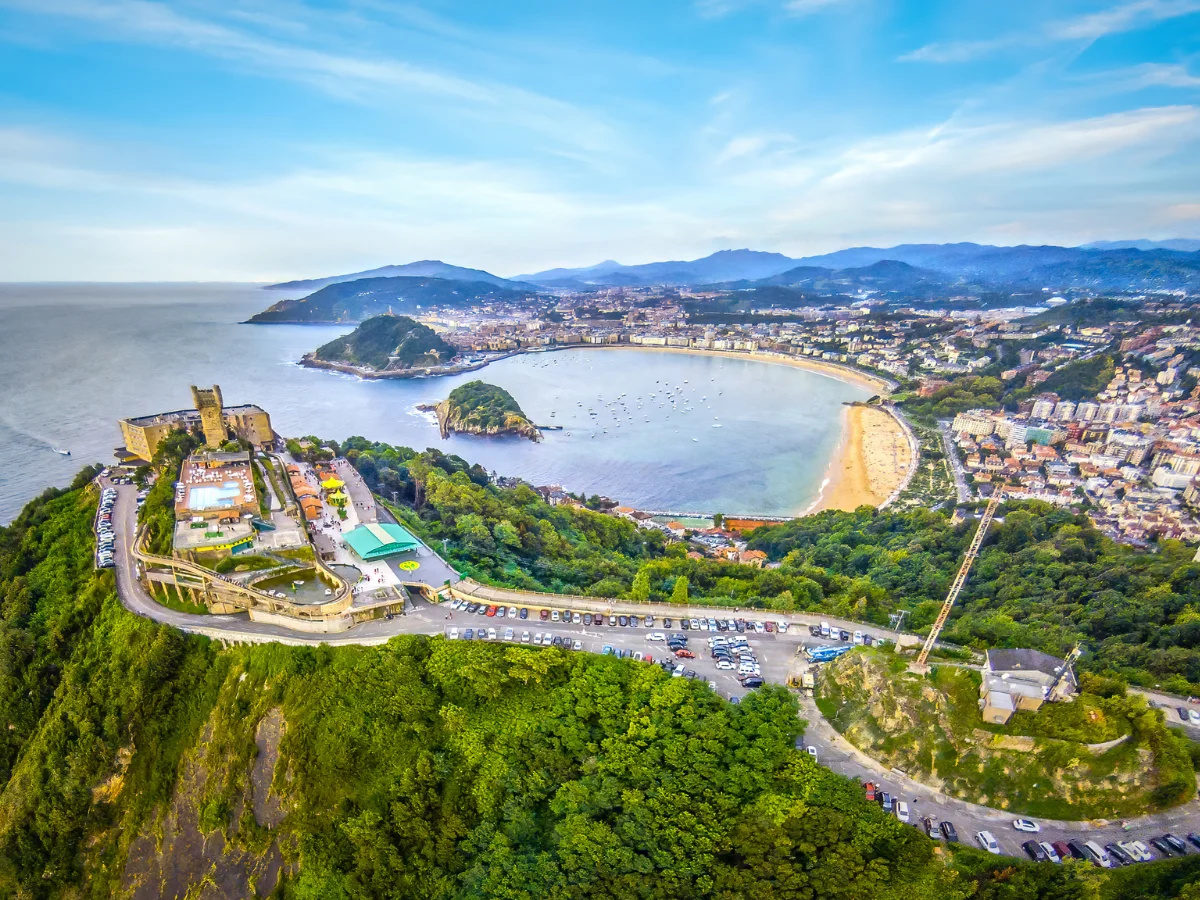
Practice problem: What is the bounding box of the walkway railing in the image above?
[132,526,353,619]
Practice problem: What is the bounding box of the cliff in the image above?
[432,380,542,442]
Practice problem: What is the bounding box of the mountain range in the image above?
[515,243,1200,291]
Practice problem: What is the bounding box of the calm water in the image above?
[0,283,866,523]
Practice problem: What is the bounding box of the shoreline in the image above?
[299,340,909,519]
[806,404,916,514]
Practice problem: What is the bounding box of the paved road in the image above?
[101,478,1200,862]
[797,692,1200,861]
[939,419,971,504]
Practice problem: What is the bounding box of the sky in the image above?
[0,0,1198,281]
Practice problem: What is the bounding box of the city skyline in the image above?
[0,0,1199,280]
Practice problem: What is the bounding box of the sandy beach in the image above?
[809,404,915,513]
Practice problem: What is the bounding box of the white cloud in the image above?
[1090,62,1200,90]
[902,0,1200,63]
[0,0,622,159]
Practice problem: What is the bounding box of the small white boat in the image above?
[54,448,70,456]
[692,437,699,442]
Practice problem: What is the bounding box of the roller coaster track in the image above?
[915,490,1003,667]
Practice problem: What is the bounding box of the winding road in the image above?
[103,477,1200,862]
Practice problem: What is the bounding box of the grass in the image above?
[209,554,281,575]
[275,546,314,562]
[153,584,210,616]
[816,650,1195,820]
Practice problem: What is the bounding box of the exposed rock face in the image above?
[432,381,542,442]
[120,711,289,900]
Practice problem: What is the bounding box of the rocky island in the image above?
[426,381,542,442]
[301,314,459,377]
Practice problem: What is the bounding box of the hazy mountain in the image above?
[515,249,799,286]
[1080,239,1200,253]
[265,260,533,292]
[246,276,539,324]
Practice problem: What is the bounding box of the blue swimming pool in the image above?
[188,482,241,509]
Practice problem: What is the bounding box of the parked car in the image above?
[1013,819,1040,834]
[486,605,497,617]
[648,632,666,642]
[539,609,549,620]
[1083,840,1114,868]
[508,606,518,618]
[1064,841,1089,861]
[618,615,628,626]
[486,628,497,640]
[449,628,459,639]
[922,817,941,839]
[1051,840,1073,861]
[805,746,817,761]
[1187,833,1200,851]
[941,821,959,843]
[572,640,583,651]
[1023,841,1049,863]
[519,608,528,619]
[521,631,531,643]
[1150,838,1174,857]
[1163,833,1189,855]
[602,645,614,655]
[863,782,876,802]
[879,792,892,812]
[895,801,910,823]
[675,648,695,658]
[584,613,593,625]
[1105,843,1133,866]
[1118,840,1152,862]
[496,607,506,618]
[1190,710,1200,726]
[976,832,1001,855]
[1038,841,1061,863]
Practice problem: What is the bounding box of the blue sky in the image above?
[0,0,1198,280]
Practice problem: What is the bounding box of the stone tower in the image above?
[190,385,229,448]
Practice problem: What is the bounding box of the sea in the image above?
[0,283,867,524]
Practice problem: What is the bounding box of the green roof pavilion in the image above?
[343,523,421,561]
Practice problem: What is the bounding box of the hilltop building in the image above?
[979,649,1077,725]
[118,384,274,462]
[172,450,259,554]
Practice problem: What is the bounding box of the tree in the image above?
[630,569,651,602]
[670,576,689,605]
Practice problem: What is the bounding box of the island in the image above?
[426,381,542,442]
[301,314,458,376]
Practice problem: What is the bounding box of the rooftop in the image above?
[343,523,422,561]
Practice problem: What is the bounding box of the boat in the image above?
[54,448,70,456]
[692,438,699,442]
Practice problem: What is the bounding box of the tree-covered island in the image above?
[305,314,457,373]
[428,380,542,442]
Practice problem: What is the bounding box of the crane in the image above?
[915,490,1003,668]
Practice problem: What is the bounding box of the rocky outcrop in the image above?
[433,398,542,442]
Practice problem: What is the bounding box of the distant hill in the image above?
[515,249,799,287]
[1080,239,1200,253]
[312,315,456,371]
[786,242,1200,289]
[246,276,539,324]
[265,260,535,292]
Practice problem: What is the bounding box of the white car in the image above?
[449,628,459,639]
[716,660,735,670]
[648,632,666,642]
[805,746,818,761]
[533,632,543,644]
[508,606,518,618]
[895,801,909,823]
[778,621,789,633]
[503,627,514,641]
[486,628,497,640]
[1119,840,1153,862]
[1038,841,1060,863]
[853,631,863,645]
[572,639,583,651]
[976,831,1001,854]
[1189,708,1200,727]
[1012,819,1040,834]
[521,631,531,643]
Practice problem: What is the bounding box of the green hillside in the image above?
[246,275,537,323]
[437,381,540,440]
[313,314,456,370]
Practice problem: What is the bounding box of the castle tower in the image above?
[190,385,229,448]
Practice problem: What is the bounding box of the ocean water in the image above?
[0,283,866,524]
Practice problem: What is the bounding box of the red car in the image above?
[486,605,498,617]
[675,648,695,659]
[863,782,877,802]
[539,609,550,620]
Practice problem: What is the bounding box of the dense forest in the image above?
[320,438,1200,693]
[16,476,1200,897]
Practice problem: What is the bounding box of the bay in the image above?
[0,283,866,523]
